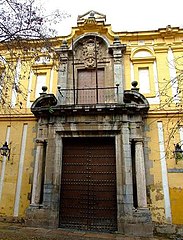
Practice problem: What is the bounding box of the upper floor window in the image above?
[29,56,54,103]
[35,74,46,98]
[30,73,47,101]
[138,67,150,94]
[131,48,156,98]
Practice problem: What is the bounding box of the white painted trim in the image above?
[26,70,33,108]
[13,124,28,217]
[0,126,11,201]
[11,89,18,108]
[179,127,183,149]
[130,62,134,83]
[168,48,179,103]
[157,121,172,223]
[31,144,41,205]
[11,59,21,108]
[49,67,54,93]
[146,61,160,104]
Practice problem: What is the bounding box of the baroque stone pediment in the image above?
[77,10,106,25]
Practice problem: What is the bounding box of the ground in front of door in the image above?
[0,222,175,240]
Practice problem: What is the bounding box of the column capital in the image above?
[36,138,47,144]
[130,138,143,143]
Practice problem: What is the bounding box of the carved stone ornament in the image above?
[74,37,106,67]
[82,39,97,68]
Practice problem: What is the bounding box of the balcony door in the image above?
[77,69,104,104]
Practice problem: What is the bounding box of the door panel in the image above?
[59,137,117,232]
[77,69,104,104]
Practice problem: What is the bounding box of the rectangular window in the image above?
[138,67,150,94]
[35,74,46,98]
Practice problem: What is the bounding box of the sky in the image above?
[41,0,183,36]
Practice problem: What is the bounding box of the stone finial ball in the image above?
[42,86,48,92]
[131,81,138,88]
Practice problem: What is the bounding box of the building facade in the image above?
[0,10,183,236]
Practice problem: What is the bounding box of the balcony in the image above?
[57,86,119,106]
[31,83,149,118]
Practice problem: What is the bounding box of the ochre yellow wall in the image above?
[0,118,36,217]
[146,117,166,223]
[146,115,183,224]
[169,174,183,224]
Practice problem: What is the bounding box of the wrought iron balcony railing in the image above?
[58,86,119,105]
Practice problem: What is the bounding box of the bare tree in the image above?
[0,0,70,111]
[0,0,69,42]
[150,54,183,161]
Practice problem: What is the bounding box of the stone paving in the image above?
[0,222,175,240]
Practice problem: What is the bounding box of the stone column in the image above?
[135,141,147,208]
[115,134,123,222]
[31,139,45,205]
[121,120,133,214]
[42,134,62,209]
[110,37,126,103]
[55,40,69,104]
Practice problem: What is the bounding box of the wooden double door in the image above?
[59,137,117,232]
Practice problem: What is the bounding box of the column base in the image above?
[118,208,153,236]
[25,205,59,228]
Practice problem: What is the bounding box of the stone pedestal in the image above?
[26,205,59,228]
[31,139,45,205]
[135,141,147,208]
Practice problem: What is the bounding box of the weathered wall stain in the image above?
[170,188,183,224]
